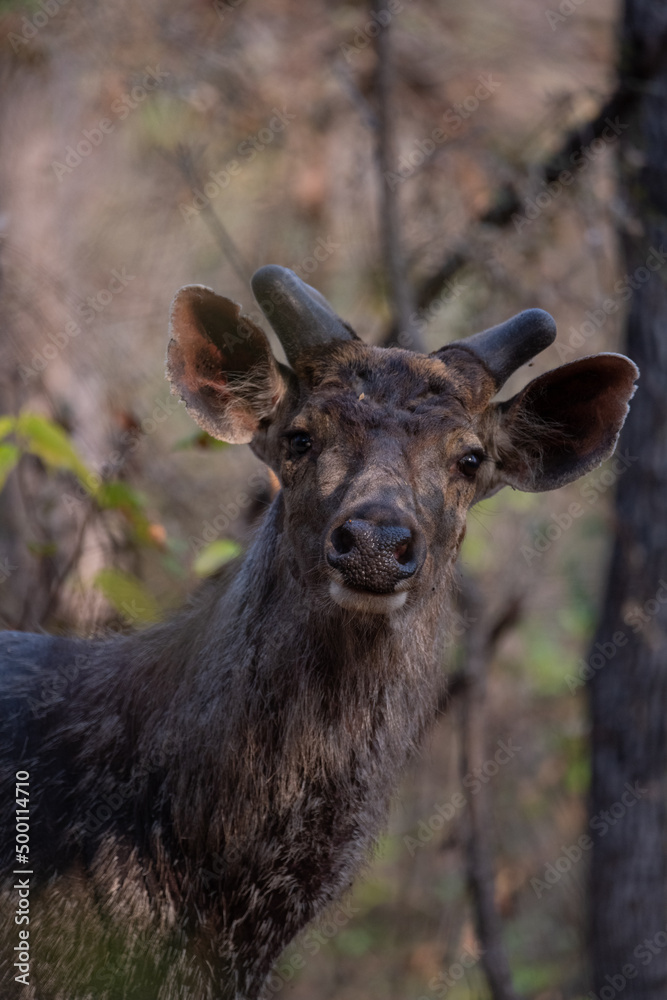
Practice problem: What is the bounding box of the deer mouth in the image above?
[328,579,409,614]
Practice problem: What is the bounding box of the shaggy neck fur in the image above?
[0,495,456,999]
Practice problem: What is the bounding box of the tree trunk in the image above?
[589,3,667,996]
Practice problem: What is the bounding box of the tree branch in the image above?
[408,80,644,324]
[371,0,423,351]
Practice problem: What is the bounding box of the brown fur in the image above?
[0,279,638,1000]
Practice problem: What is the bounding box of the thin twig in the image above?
[36,501,96,628]
[457,577,520,1000]
[174,145,252,286]
[14,457,48,631]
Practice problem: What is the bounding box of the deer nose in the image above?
[326,513,424,594]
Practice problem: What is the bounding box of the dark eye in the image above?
[289,432,312,458]
[457,452,483,478]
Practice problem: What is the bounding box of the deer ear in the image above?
[166,285,287,444]
[485,353,639,493]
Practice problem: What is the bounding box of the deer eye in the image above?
[288,432,312,458]
[457,451,484,478]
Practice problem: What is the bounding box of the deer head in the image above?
[167,266,638,615]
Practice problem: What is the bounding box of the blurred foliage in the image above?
[0,411,242,628]
[193,537,241,577]
[93,566,161,624]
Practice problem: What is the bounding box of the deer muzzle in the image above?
[325,508,425,596]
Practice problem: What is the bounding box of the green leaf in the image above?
[27,541,58,558]
[93,568,160,624]
[16,413,96,493]
[138,92,197,151]
[334,927,374,958]
[0,443,19,492]
[193,539,242,577]
[512,961,564,993]
[96,481,146,511]
[161,551,187,579]
[173,430,228,451]
[96,480,161,546]
[565,755,591,796]
[520,625,569,696]
[0,0,32,12]
[0,416,15,441]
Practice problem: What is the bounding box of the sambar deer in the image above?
[0,266,638,998]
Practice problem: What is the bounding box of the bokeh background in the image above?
[0,0,654,997]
